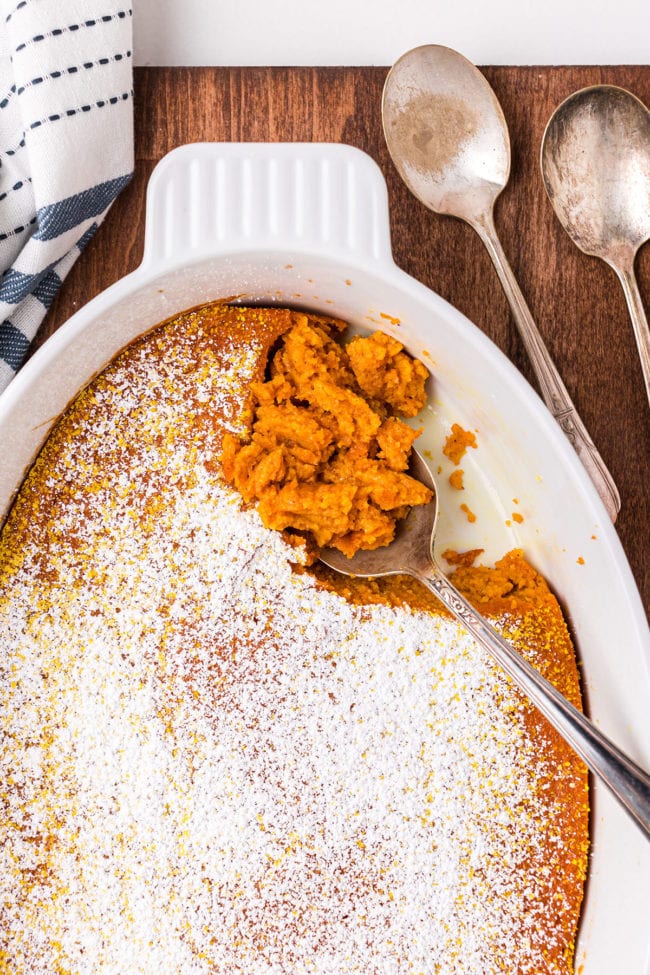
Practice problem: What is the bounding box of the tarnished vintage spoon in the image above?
[320,450,650,841]
[382,44,620,523]
[541,84,650,407]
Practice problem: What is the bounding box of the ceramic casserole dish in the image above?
[0,142,648,974]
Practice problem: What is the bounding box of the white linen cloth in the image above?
[0,0,134,392]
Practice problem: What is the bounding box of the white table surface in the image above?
[133,0,650,67]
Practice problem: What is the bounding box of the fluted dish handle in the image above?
[142,142,394,269]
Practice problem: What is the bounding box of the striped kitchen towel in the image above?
[0,0,134,392]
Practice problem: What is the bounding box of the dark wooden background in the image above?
[36,67,650,615]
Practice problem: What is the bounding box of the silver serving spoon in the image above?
[382,45,620,523]
[541,85,650,407]
[320,450,650,841]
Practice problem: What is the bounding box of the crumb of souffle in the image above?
[443,423,477,465]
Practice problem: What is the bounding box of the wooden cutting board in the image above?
[37,66,650,614]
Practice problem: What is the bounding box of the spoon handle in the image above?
[419,561,650,841]
[615,261,650,408]
[472,210,621,523]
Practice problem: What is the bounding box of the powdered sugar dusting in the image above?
[0,308,581,974]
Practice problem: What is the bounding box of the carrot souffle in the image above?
[0,303,588,975]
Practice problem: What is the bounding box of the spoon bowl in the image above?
[381,45,620,521]
[541,85,650,404]
[322,450,439,580]
[381,44,510,220]
[321,448,650,840]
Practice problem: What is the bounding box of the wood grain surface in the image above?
[36,66,650,614]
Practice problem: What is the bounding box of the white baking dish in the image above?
[0,142,648,974]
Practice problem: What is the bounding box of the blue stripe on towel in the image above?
[76,221,99,252]
[0,320,30,370]
[34,174,132,241]
[0,267,52,304]
[0,259,61,303]
[32,269,63,308]
[0,221,102,305]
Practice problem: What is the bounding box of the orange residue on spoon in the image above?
[221,314,431,557]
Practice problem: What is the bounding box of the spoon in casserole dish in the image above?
[321,448,650,841]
